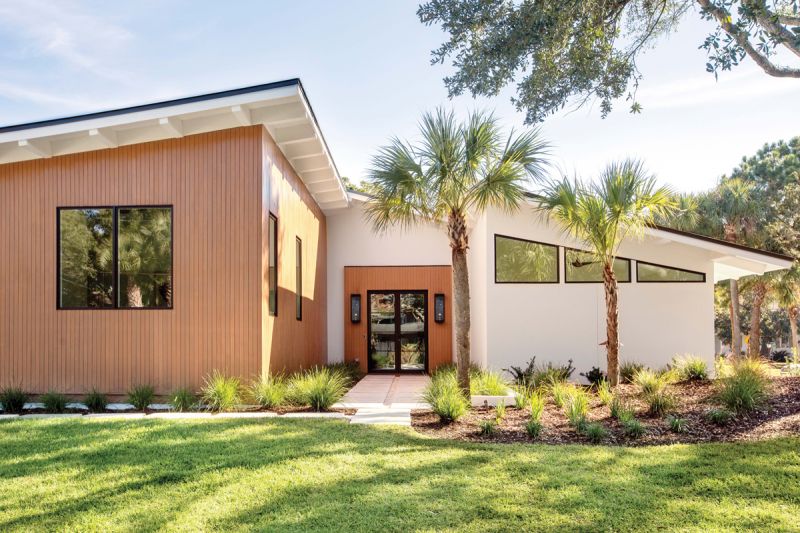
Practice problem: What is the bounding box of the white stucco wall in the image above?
[325,203,451,362]
[326,199,718,377]
[484,206,716,378]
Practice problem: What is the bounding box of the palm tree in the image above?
[742,267,800,359]
[708,178,760,358]
[773,267,800,357]
[538,160,676,386]
[363,108,549,394]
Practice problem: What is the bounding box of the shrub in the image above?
[620,361,645,384]
[550,382,572,408]
[471,370,509,396]
[622,417,646,438]
[201,371,242,412]
[633,369,664,395]
[325,361,362,387]
[504,356,574,389]
[495,401,506,422]
[525,419,543,438]
[422,372,469,423]
[0,387,29,414]
[84,388,107,412]
[478,419,497,436]
[583,422,609,443]
[597,379,613,406]
[529,393,545,422]
[563,388,589,429]
[671,355,709,381]
[667,415,687,433]
[250,374,287,409]
[643,389,677,416]
[580,367,606,387]
[171,387,196,412]
[770,349,793,363]
[127,384,155,411]
[715,358,770,413]
[40,391,68,413]
[288,367,348,411]
[706,408,733,426]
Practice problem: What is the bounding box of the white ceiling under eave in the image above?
[0,83,349,213]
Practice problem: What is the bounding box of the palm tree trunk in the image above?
[730,278,742,358]
[448,211,471,397]
[602,262,620,386]
[748,283,766,359]
[789,306,799,358]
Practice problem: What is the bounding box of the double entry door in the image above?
[368,290,427,373]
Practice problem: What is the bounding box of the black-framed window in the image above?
[636,261,706,283]
[295,236,302,321]
[268,213,278,316]
[565,248,631,283]
[58,206,173,309]
[494,234,559,283]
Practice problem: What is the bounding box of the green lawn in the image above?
[0,419,798,532]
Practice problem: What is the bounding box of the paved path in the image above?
[335,374,430,426]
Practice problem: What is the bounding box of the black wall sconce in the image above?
[434,293,445,323]
[350,293,361,323]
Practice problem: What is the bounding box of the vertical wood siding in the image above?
[0,128,263,394]
[343,266,453,374]
[261,129,327,374]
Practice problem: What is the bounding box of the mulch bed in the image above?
[411,376,800,446]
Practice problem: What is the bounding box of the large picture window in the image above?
[565,248,630,283]
[494,234,558,283]
[636,261,705,283]
[58,206,173,309]
[268,214,278,316]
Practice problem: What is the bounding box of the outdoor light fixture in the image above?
[434,293,445,323]
[350,293,361,323]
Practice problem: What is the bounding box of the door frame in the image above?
[366,289,429,374]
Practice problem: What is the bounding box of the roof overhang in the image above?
[0,79,349,212]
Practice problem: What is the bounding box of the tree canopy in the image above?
[418,0,800,123]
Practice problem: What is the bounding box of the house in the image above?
[0,79,791,394]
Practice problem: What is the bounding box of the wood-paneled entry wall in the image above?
[343,266,452,374]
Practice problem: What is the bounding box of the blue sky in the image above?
[0,0,798,193]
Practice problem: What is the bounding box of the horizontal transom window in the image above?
[58,206,173,309]
[565,249,630,283]
[495,234,558,283]
[636,261,705,283]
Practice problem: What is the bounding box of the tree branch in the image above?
[745,0,800,59]
[696,0,800,77]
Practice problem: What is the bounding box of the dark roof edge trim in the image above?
[522,191,793,262]
[0,78,301,134]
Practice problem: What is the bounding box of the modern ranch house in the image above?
[0,79,791,394]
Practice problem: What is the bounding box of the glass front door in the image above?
[368,291,427,372]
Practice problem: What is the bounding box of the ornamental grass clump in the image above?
[470,369,509,396]
[550,381,572,408]
[201,371,242,412]
[622,417,646,438]
[250,374,288,409]
[671,354,709,381]
[620,361,645,384]
[526,394,545,439]
[288,367,348,411]
[597,379,613,406]
[563,388,589,429]
[41,391,68,413]
[715,358,769,413]
[422,372,469,423]
[171,387,196,412]
[84,388,108,412]
[478,419,497,436]
[494,401,506,423]
[583,422,609,443]
[667,415,688,433]
[127,384,155,411]
[0,387,28,414]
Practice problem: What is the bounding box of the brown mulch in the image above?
[411,376,800,446]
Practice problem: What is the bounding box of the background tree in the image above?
[773,267,800,355]
[538,160,676,385]
[418,0,800,123]
[363,108,549,394]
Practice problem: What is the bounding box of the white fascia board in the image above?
[0,85,299,144]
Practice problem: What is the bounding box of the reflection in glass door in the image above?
[368,291,427,372]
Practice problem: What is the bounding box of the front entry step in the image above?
[350,408,411,426]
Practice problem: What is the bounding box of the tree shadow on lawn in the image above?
[0,419,797,532]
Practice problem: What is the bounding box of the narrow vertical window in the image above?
[117,207,173,308]
[268,214,278,316]
[295,237,302,320]
[58,208,114,308]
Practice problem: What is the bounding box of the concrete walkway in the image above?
[335,374,430,426]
